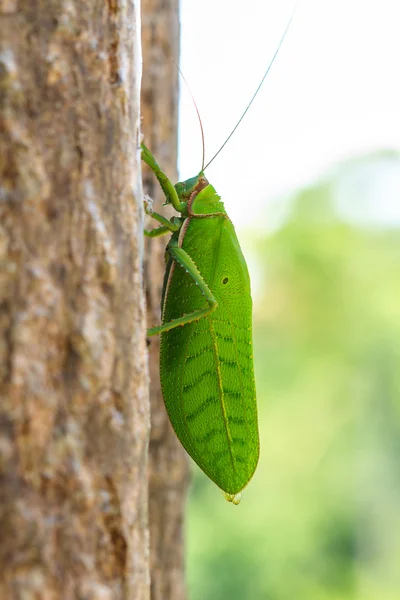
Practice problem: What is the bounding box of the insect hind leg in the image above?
[147,242,217,336]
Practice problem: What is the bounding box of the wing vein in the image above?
[208,317,236,471]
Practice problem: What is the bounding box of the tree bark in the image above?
[0,1,149,599]
[141,1,189,599]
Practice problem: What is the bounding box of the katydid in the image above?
[143,8,296,504]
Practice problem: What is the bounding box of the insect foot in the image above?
[143,193,154,214]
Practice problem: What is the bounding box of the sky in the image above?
[178,0,400,230]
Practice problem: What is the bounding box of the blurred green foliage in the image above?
[187,161,400,600]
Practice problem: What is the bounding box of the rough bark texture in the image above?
[141,1,189,599]
[0,1,149,599]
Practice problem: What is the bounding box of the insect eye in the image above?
[222,277,229,285]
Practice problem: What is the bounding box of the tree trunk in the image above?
[0,1,149,599]
[141,1,189,599]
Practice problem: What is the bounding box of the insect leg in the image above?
[146,211,180,230]
[144,193,181,237]
[141,143,186,213]
[147,242,218,336]
[144,212,180,238]
[144,226,172,238]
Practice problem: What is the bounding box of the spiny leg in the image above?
[147,241,218,336]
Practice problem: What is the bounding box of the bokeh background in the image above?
[178,0,400,598]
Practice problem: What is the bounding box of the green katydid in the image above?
[143,9,296,504]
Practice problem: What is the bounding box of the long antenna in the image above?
[203,2,298,171]
[173,59,206,171]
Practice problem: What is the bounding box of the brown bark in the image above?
[141,1,189,599]
[0,1,149,599]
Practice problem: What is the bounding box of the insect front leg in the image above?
[143,194,181,237]
[147,241,218,337]
[141,143,186,213]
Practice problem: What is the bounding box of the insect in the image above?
[143,9,296,504]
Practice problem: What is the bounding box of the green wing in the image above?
[160,215,259,495]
